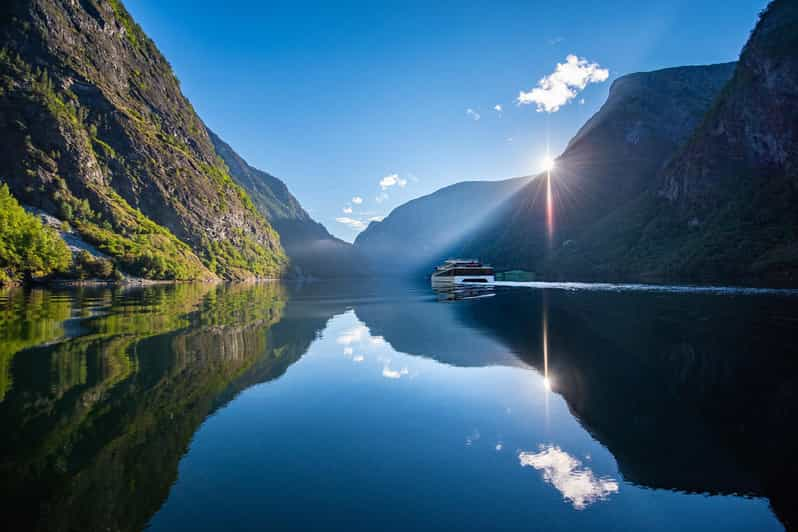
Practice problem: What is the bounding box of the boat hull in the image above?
[431,275,495,288]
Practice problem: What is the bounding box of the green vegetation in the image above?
[108,0,147,50]
[73,191,213,280]
[204,230,284,279]
[0,184,71,283]
[67,250,117,280]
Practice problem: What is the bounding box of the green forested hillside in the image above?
[0,0,285,280]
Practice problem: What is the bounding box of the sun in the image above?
[541,156,556,172]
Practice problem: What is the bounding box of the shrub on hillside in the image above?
[0,183,71,282]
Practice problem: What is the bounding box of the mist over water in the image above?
[0,281,795,531]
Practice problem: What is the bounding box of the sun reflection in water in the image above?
[541,291,551,430]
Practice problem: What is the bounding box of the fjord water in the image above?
[1,282,796,531]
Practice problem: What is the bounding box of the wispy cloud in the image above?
[548,36,564,46]
[336,217,366,230]
[379,174,407,190]
[517,55,608,113]
[368,216,385,222]
[375,192,389,203]
[342,206,353,214]
[351,196,363,205]
[494,104,503,112]
[466,108,481,121]
[519,445,619,509]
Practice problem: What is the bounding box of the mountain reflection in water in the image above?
[0,281,795,531]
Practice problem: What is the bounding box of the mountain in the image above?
[0,0,285,280]
[355,62,735,277]
[354,177,530,274]
[452,62,737,274]
[550,0,798,283]
[208,131,367,278]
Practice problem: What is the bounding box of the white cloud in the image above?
[337,325,368,345]
[382,366,409,379]
[343,347,353,355]
[353,355,365,363]
[335,217,366,231]
[368,216,385,222]
[342,206,353,214]
[379,174,407,190]
[466,108,481,121]
[494,104,503,112]
[579,98,585,105]
[519,445,619,509]
[375,192,389,203]
[517,55,608,113]
[351,196,363,204]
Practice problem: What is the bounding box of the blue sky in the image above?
[125,0,766,241]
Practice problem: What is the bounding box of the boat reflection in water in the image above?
[432,283,496,301]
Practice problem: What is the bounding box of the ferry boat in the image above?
[430,259,495,287]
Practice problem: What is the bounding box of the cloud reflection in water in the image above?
[519,444,619,509]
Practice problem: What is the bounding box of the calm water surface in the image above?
[1,281,796,531]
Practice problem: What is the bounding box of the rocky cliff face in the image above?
[0,0,285,280]
[661,0,798,204]
[209,131,368,278]
[551,0,797,283]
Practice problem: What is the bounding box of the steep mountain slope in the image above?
[551,0,798,283]
[354,177,530,274]
[209,131,367,278]
[454,62,736,272]
[0,0,285,280]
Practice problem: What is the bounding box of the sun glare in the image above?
[541,156,556,172]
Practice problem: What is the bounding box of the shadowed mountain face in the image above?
[354,177,530,275]
[0,283,326,532]
[208,131,368,279]
[549,0,798,283]
[454,63,736,274]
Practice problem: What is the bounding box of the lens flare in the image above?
[546,169,554,246]
[541,156,556,172]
